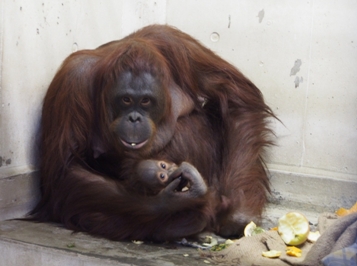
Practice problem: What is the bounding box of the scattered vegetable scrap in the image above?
[336,202,357,216]
[210,243,229,251]
[286,246,302,257]
[210,239,235,251]
[66,243,76,248]
[262,250,282,258]
[210,211,323,262]
[202,236,218,247]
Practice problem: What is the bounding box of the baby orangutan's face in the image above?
[135,160,178,192]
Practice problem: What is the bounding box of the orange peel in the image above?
[336,202,357,216]
[286,246,302,257]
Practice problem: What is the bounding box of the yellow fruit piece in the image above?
[132,240,143,244]
[244,221,265,237]
[286,246,302,257]
[307,231,321,242]
[244,221,256,236]
[278,212,310,246]
[225,239,235,245]
[262,250,282,258]
[336,202,357,216]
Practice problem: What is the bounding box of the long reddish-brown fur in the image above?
[31,24,275,240]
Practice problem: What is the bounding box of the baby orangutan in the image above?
[134,160,177,194]
[128,160,208,197]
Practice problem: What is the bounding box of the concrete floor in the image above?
[0,202,320,266]
[1,170,356,265]
[0,219,217,266]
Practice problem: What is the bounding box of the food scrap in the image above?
[336,202,357,216]
[286,246,302,257]
[202,236,218,247]
[307,231,321,242]
[262,250,282,258]
[210,239,235,251]
[224,239,235,245]
[278,212,310,246]
[244,221,265,237]
[132,240,144,245]
[211,244,229,251]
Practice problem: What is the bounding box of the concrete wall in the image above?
[1,0,356,219]
[166,0,357,182]
[0,0,166,178]
[0,0,167,219]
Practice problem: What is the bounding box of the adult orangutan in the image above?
[31,24,275,241]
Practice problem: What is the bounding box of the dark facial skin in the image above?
[135,160,178,194]
[108,72,167,149]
